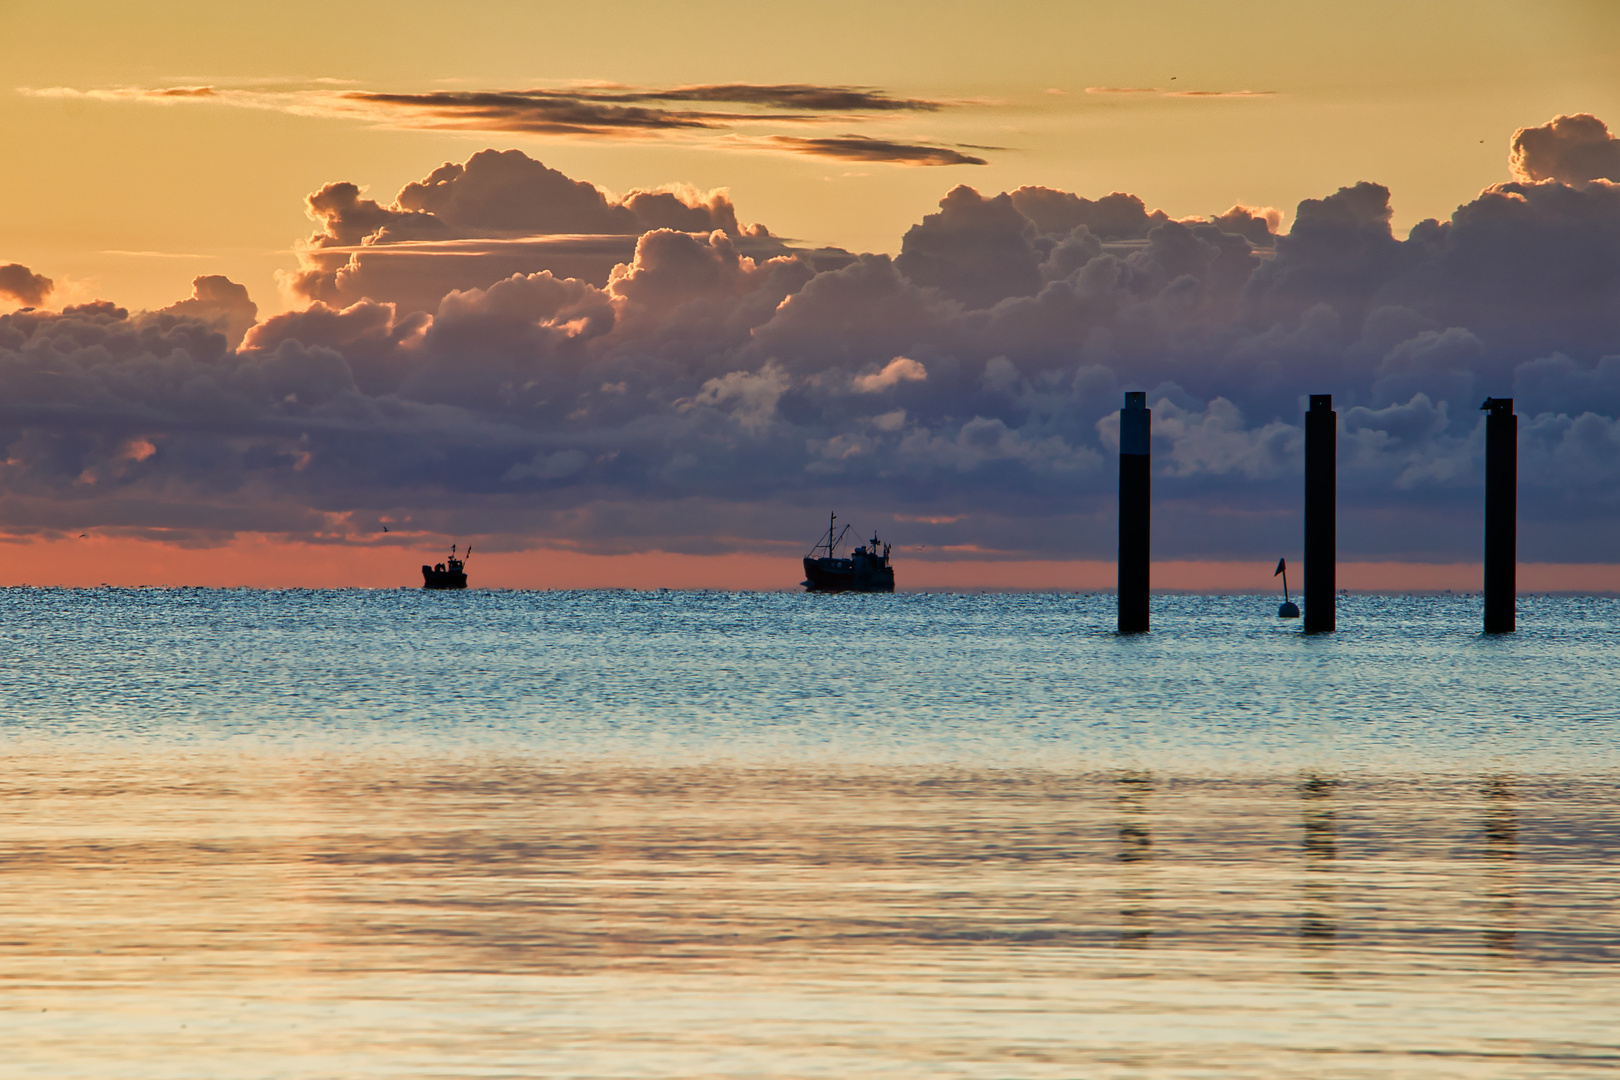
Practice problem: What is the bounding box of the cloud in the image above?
[1165,90,1274,98]
[339,84,943,133]
[100,250,216,259]
[1510,113,1620,184]
[688,361,791,434]
[0,263,53,307]
[896,186,1043,306]
[854,356,928,392]
[765,135,988,166]
[1085,87,1276,98]
[1210,204,1282,247]
[1147,397,1301,479]
[156,275,259,347]
[21,82,962,159]
[282,148,794,312]
[343,85,943,133]
[339,90,732,136]
[5,114,1620,564]
[1007,187,1170,241]
[615,84,942,112]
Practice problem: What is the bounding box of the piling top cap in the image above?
[1124,391,1146,409]
[1308,394,1332,411]
[1481,397,1513,415]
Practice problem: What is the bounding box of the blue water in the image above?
[3,590,1618,1079]
[3,589,1616,772]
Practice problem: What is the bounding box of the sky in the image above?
[1,0,1618,588]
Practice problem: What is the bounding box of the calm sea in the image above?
[2,589,1617,1078]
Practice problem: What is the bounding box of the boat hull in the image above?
[802,556,894,593]
[422,566,467,590]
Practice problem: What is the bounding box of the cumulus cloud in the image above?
[1211,204,1282,247]
[282,148,800,313]
[0,263,53,307]
[897,187,1043,306]
[854,356,928,392]
[1147,397,1301,480]
[1510,113,1620,184]
[5,113,1620,564]
[688,362,791,434]
[156,275,259,347]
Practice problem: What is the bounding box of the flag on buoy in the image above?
[1275,558,1299,618]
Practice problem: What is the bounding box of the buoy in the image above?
[1275,557,1300,618]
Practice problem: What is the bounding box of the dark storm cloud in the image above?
[5,119,1620,563]
[0,263,54,307]
[765,136,989,166]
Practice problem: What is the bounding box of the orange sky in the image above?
[2,1,1617,314]
[8,535,1619,593]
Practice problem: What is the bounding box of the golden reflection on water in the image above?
[3,754,1618,1078]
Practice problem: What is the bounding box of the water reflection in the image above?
[1482,774,1519,956]
[4,755,1618,1079]
[1299,774,1338,947]
[1114,770,1154,947]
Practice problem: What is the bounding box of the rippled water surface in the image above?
[2,589,1617,1078]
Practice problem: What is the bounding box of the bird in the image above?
[382,525,390,533]
[78,533,88,539]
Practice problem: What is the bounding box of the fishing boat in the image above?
[422,545,469,590]
[802,512,895,593]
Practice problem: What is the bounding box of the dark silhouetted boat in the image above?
[422,545,469,590]
[802,512,894,593]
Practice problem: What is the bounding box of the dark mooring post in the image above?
[1118,391,1151,633]
[1482,397,1517,633]
[1304,394,1336,633]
